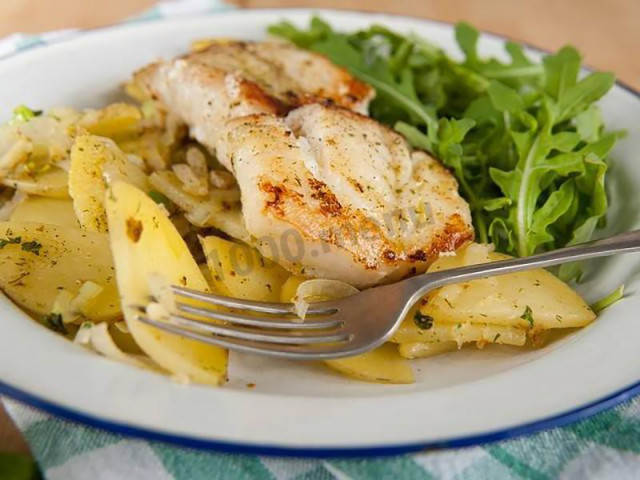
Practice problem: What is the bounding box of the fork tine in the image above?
[176,303,344,330]
[139,314,350,345]
[171,285,337,316]
[136,315,354,359]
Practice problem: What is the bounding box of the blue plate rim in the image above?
[0,8,638,458]
[2,378,639,458]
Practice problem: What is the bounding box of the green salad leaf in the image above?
[591,285,625,314]
[268,17,622,279]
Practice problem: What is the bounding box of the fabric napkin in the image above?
[2,1,640,478]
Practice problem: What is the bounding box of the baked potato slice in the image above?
[105,181,227,385]
[325,344,415,384]
[200,235,289,302]
[69,134,148,233]
[0,221,120,321]
[392,243,595,354]
[419,243,596,332]
[10,196,78,228]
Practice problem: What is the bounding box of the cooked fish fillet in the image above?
[216,104,474,287]
[132,41,374,155]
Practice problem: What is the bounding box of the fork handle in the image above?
[408,229,640,299]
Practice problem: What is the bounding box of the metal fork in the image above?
[136,230,640,360]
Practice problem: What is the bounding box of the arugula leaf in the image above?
[543,46,581,100]
[528,180,576,250]
[456,22,480,66]
[311,34,439,132]
[270,17,620,277]
[487,81,524,112]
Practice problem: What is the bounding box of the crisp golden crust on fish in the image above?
[132,40,374,154]
[217,105,474,287]
[229,41,373,112]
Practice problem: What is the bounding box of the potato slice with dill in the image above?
[0,221,120,322]
[69,134,148,232]
[392,243,595,351]
[200,235,289,302]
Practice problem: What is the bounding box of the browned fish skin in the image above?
[132,40,374,157]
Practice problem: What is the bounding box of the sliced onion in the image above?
[185,147,208,178]
[55,159,71,172]
[52,289,76,324]
[147,273,177,315]
[0,189,26,221]
[173,163,209,196]
[75,322,164,372]
[71,281,104,315]
[0,139,33,178]
[209,170,236,190]
[398,341,458,359]
[292,279,359,320]
[74,322,94,345]
[114,321,130,334]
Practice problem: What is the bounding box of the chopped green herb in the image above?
[591,285,625,314]
[43,313,67,334]
[148,190,177,213]
[11,105,42,123]
[0,236,21,248]
[520,305,535,327]
[493,333,501,342]
[20,240,42,255]
[413,311,434,330]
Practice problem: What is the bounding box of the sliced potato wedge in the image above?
[325,344,414,384]
[105,181,227,385]
[392,318,527,346]
[200,235,289,302]
[69,134,148,232]
[418,243,595,332]
[0,221,120,321]
[80,103,142,139]
[10,197,78,228]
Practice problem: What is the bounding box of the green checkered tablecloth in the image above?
[3,398,640,479]
[1,1,640,478]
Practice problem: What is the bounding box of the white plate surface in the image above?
[0,9,639,456]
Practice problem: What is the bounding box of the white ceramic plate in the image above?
[0,9,639,457]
